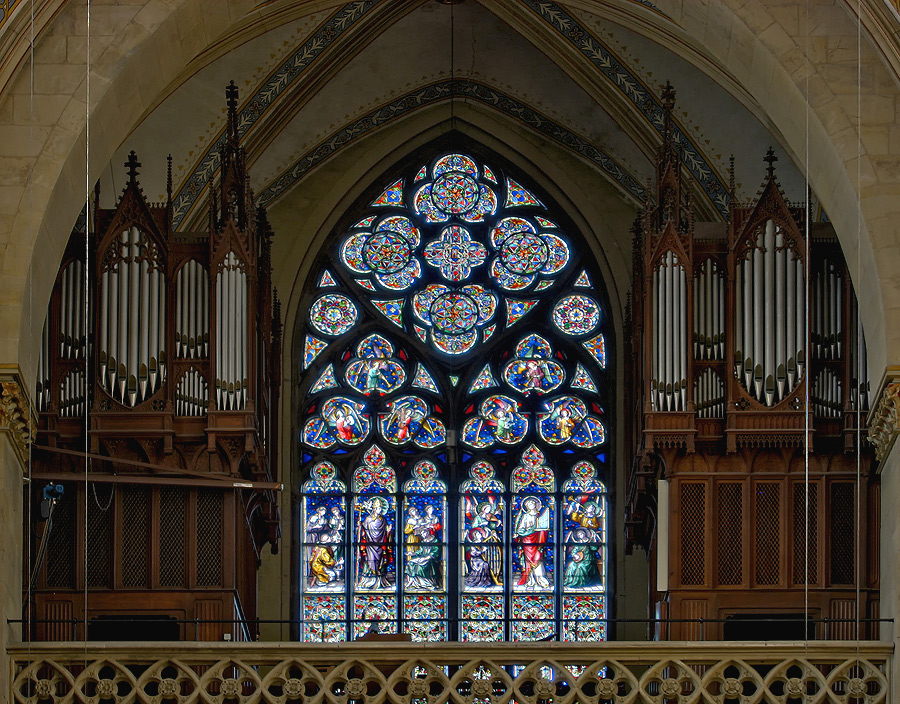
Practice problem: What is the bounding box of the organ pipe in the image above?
[99,226,166,407]
[694,368,725,419]
[215,251,248,411]
[651,252,687,412]
[694,260,725,362]
[175,261,210,360]
[734,220,805,406]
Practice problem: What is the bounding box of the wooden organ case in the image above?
[26,83,282,642]
[626,85,878,641]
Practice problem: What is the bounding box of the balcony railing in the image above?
[8,641,892,703]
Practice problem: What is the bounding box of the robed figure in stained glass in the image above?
[405,504,442,590]
[358,496,393,589]
[514,496,551,589]
[464,500,503,589]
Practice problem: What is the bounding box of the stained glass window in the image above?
[298,149,609,642]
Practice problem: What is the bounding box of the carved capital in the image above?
[0,369,35,470]
[867,367,900,464]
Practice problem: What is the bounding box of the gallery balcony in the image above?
[8,640,892,703]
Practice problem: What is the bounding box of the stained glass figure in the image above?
[552,294,601,336]
[310,294,358,336]
[310,363,339,394]
[502,334,565,395]
[318,270,337,287]
[511,445,555,593]
[352,446,397,599]
[343,334,406,396]
[571,363,598,393]
[460,460,506,634]
[505,177,543,207]
[561,461,607,642]
[461,395,528,448]
[303,396,370,448]
[582,334,607,367]
[379,395,445,448]
[411,364,439,393]
[303,336,328,369]
[372,178,404,206]
[482,164,498,183]
[537,396,605,448]
[574,270,592,288]
[402,461,448,641]
[468,364,498,394]
[301,461,347,641]
[505,299,538,327]
[423,225,488,281]
[372,299,404,328]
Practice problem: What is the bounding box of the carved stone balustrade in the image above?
[8,641,891,703]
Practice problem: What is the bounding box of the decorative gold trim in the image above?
[0,365,34,469]
[866,365,900,464]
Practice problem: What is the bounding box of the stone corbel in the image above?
[0,367,34,470]
[867,366,900,465]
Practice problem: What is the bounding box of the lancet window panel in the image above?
[650,251,688,412]
[296,148,611,642]
[733,219,806,407]
[99,226,167,408]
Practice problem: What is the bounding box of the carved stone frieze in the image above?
[0,370,35,469]
[867,367,900,463]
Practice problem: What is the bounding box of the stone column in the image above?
[0,371,34,698]
[868,368,900,694]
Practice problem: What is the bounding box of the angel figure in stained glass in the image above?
[565,499,603,542]
[325,401,364,443]
[514,497,551,589]
[405,504,442,590]
[358,496,393,589]
[563,531,601,589]
[550,402,576,441]
[464,501,503,589]
[365,360,388,394]
[488,400,515,442]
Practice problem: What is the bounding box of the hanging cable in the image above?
[83,0,91,646]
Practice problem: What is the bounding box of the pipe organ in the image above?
[27,83,281,643]
[627,84,877,641]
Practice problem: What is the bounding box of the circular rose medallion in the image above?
[500,232,549,274]
[432,172,480,214]
[552,294,601,335]
[363,231,412,274]
[310,294,358,336]
[429,292,479,334]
